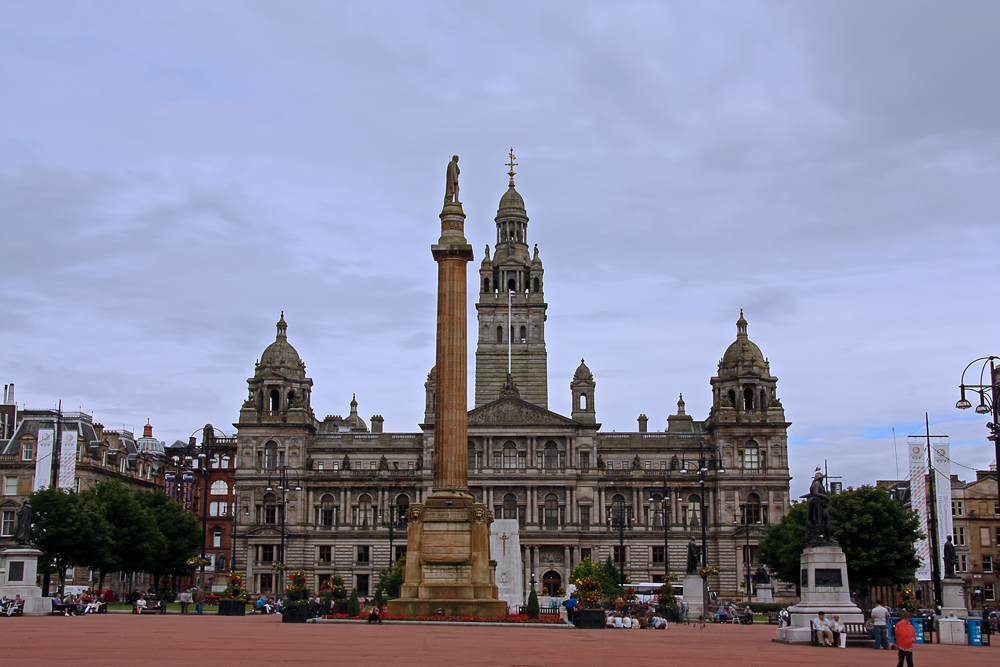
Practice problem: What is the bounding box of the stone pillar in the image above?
[386,172,504,618]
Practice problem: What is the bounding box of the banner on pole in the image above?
[909,439,931,581]
[34,428,55,492]
[58,430,78,489]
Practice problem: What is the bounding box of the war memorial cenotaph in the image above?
[386,157,506,617]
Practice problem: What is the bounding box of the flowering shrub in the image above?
[319,574,347,600]
[698,565,721,578]
[320,613,562,624]
[896,588,918,613]
[270,562,288,573]
[187,556,211,568]
[573,577,604,609]
[283,569,309,612]
[222,572,250,602]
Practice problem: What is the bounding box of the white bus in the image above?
[633,582,683,605]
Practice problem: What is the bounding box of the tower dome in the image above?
[718,310,767,378]
[257,312,306,380]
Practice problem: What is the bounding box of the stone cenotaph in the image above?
[386,157,505,617]
[775,469,862,643]
[489,519,523,612]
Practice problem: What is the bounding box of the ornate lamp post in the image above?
[734,502,762,602]
[682,440,725,615]
[606,487,633,590]
[956,355,1000,481]
[648,475,672,578]
[265,465,301,567]
[378,496,406,567]
[188,424,232,588]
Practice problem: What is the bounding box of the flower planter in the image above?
[218,599,246,616]
[575,608,606,629]
[282,606,310,623]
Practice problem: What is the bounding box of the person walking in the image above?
[871,599,890,649]
[178,589,191,614]
[193,586,206,615]
[891,611,916,667]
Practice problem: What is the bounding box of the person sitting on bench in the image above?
[813,611,834,646]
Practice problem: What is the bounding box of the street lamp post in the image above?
[734,511,762,602]
[378,496,405,568]
[683,439,725,617]
[607,492,633,590]
[265,465,302,568]
[648,476,672,578]
[189,424,232,588]
[957,355,1000,501]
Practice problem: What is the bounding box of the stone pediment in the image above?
[245,525,288,538]
[468,397,576,427]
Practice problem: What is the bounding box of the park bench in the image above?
[516,605,561,617]
[811,622,872,646]
[2,599,24,616]
[50,600,67,615]
[767,611,780,625]
[133,595,167,615]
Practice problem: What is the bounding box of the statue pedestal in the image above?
[755,583,774,603]
[940,577,967,620]
[775,544,862,644]
[682,573,704,620]
[0,547,49,615]
[386,497,506,618]
[938,613,966,644]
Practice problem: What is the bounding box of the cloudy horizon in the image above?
[2,1,998,492]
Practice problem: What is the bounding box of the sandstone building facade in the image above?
[232,179,793,602]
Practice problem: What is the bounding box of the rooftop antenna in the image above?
[892,427,899,479]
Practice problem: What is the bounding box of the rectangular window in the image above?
[995,502,999,517]
[333,462,339,471]
[395,545,407,562]
[954,527,967,547]
[407,461,414,470]
[1,510,14,536]
[652,546,665,564]
[356,574,369,597]
[357,546,370,564]
[960,555,968,573]
[3,476,17,495]
[74,478,80,493]
[260,545,275,563]
[581,548,592,562]
[660,460,667,470]
[983,556,993,574]
[213,530,222,548]
[317,461,324,471]
[613,546,626,566]
[21,442,33,461]
[258,573,274,593]
[370,461,377,470]
[982,527,991,547]
[622,461,628,470]
[537,451,543,468]
[319,546,332,564]
[645,461,651,470]
[580,506,590,528]
[743,448,759,470]
[580,452,590,470]
[518,451,526,468]
[953,500,965,517]
[986,584,996,602]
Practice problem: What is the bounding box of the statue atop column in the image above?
[15,500,33,545]
[802,468,834,546]
[444,155,460,204]
[686,537,700,573]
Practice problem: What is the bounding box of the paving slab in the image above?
[3,614,997,667]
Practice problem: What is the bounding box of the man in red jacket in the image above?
[891,611,916,667]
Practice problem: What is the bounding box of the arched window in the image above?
[263,492,278,524]
[744,387,755,410]
[396,494,410,523]
[320,493,335,527]
[533,277,540,293]
[211,480,228,495]
[579,393,588,411]
[542,570,562,596]
[684,494,702,527]
[610,494,627,526]
[484,278,490,292]
[649,494,664,527]
[742,492,763,525]
[264,441,282,469]
[544,442,559,469]
[358,494,373,528]
[503,442,517,469]
[760,389,767,410]
[503,493,518,520]
[727,390,737,409]
[269,389,280,413]
[519,326,526,342]
[544,493,559,528]
[496,326,503,344]
[287,390,297,406]
[742,441,760,470]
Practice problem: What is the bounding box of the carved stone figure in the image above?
[444,155,460,204]
[632,455,642,470]
[670,455,680,471]
[597,455,605,470]
[686,538,700,573]
[378,455,389,470]
[416,453,423,470]
[342,454,350,470]
[15,500,32,545]
[754,564,770,585]
[802,468,834,546]
[944,535,959,578]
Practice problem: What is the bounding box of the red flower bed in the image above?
[321,613,562,624]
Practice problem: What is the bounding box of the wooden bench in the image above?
[50,601,67,615]
[3,600,24,616]
[767,611,780,625]
[133,596,167,615]
[811,622,872,646]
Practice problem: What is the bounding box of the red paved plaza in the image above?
[5,615,997,666]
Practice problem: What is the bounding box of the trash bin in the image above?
[910,617,924,643]
[888,617,899,643]
[967,619,983,646]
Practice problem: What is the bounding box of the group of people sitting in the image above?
[1,594,24,616]
[52,591,105,615]
[255,596,280,614]
[604,605,669,629]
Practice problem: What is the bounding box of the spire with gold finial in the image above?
[506,147,517,187]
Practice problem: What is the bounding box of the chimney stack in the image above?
[638,414,648,432]
[371,415,384,433]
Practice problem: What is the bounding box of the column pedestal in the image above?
[682,573,704,619]
[0,547,49,615]
[755,583,774,603]
[776,545,862,644]
[940,577,967,619]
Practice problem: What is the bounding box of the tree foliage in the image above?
[569,556,622,603]
[347,587,361,616]
[378,556,405,598]
[758,485,923,593]
[526,587,540,619]
[30,487,109,586]
[135,489,202,580]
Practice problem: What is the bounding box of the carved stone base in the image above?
[0,547,48,615]
[386,496,506,618]
[682,573,705,619]
[940,577,967,620]
[775,545,862,644]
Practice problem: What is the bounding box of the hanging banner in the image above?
[34,428,55,492]
[164,472,177,500]
[933,441,953,577]
[58,430,78,489]
[909,438,930,581]
[181,472,195,512]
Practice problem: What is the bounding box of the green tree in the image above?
[346,587,360,616]
[30,488,109,592]
[526,587,540,619]
[134,489,201,591]
[759,485,923,598]
[84,480,162,593]
[378,556,405,598]
[569,556,620,603]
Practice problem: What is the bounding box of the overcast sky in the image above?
[2,1,998,491]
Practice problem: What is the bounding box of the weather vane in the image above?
[506,148,517,187]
